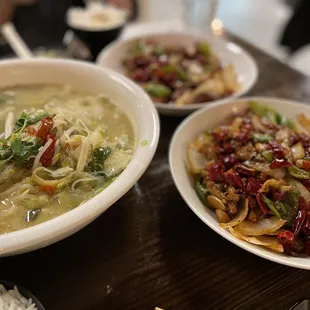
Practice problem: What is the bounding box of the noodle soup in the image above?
[0,85,134,233]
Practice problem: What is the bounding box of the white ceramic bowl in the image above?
[169,97,310,269]
[96,32,258,116]
[0,58,160,256]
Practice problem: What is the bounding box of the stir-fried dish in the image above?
[0,85,133,233]
[188,102,310,256]
[123,39,239,105]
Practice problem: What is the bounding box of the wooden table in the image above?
[1,34,310,310]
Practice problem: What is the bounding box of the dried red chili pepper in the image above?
[225,169,243,188]
[245,178,262,195]
[209,162,225,182]
[269,158,292,169]
[256,193,269,214]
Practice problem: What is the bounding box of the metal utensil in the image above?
[0,22,33,59]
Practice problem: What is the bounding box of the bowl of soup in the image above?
[0,58,159,256]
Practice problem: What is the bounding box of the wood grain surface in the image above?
[1,32,310,310]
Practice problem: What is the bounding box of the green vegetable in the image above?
[10,138,41,167]
[249,101,292,128]
[198,42,210,57]
[93,147,112,161]
[262,196,281,218]
[0,145,13,160]
[161,65,188,81]
[144,83,172,98]
[153,45,165,56]
[249,101,267,117]
[278,115,294,129]
[262,150,274,162]
[195,180,209,205]
[261,195,295,221]
[286,190,300,209]
[87,147,112,174]
[14,109,49,133]
[132,40,146,56]
[288,166,310,179]
[253,133,273,143]
[277,201,288,216]
[281,190,299,225]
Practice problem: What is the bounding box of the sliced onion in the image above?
[297,114,310,134]
[260,179,291,193]
[293,119,309,135]
[220,198,249,228]
[265,243,284,253]
[291,142,305,161]
[287,177,310,204]
[228,226,284,252]
[32,167,75,187]
[252,115,268,132]
[229,117,242,132]
[43,167,74,178]
[266,229,285,236]
[244,161,286,180]
[234,216,286,236]
[187,145,206,175]
[228,226,280,245]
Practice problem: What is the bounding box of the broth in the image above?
[0,85,134,233]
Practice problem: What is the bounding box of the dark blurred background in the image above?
[1,0,310,75]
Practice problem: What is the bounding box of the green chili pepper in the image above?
[161,65,188,81]
[253,133,273,143]
[262,150,274,162]
[198,42,210,57]
[249,101,292,127]
[288,166,310,179]
[195,180,209,205]
[249,101,267,117]
[262,196,281,218]
[144,83,172,98]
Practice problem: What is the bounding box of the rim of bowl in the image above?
[96,32,259,111]
[169,96,310,269]
[0,58,160,254]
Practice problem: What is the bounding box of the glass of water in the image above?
[183,0,218,34]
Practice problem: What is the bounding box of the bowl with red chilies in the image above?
[97,32,258,116]
[170,97,310,269]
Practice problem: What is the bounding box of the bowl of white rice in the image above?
[66,3,128,59]
[0,281,44,310]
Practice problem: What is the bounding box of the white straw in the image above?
[1,22,33,59]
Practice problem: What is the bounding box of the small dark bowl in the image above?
[68,23,125,61]
[0,280,45,310]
